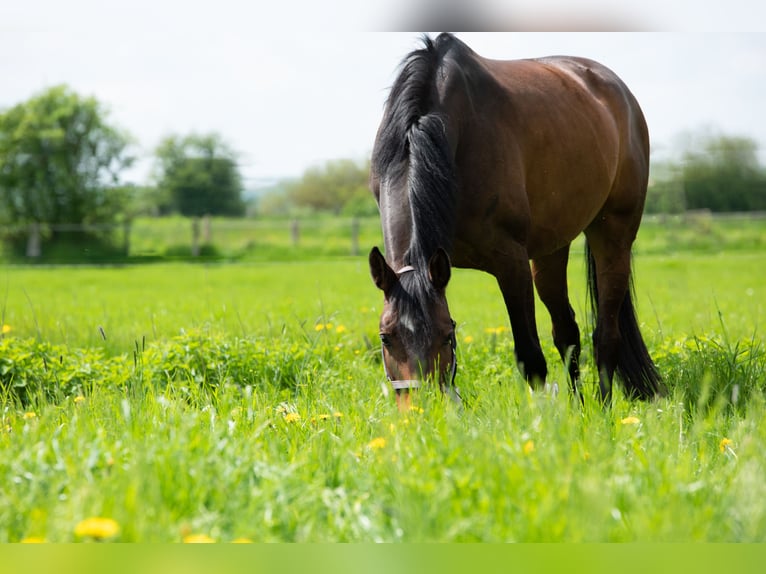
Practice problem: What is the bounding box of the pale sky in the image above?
[2,2,765,189]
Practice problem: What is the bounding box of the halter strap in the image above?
[396,265,415,275]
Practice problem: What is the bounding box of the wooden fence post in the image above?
[123,220,132,256]
[191,217,200,257]
[26,222,41,258]
[351,217,360,256]
[202,214,211,245]
[290,219,300,247]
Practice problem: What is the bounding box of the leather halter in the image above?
[381,266,458,393]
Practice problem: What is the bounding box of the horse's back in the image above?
[453,53,649,259]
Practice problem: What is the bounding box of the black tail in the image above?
[585,242,665,400]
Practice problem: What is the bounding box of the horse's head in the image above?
[369,246,457,408]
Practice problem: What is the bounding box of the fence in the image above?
[0,216,383,262]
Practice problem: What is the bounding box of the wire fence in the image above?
[0,216,384,262]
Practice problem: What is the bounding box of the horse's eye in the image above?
[380,333,393,348]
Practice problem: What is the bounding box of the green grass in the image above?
[1,227,765,541]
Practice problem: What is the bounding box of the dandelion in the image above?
[314,324,326,331]
[23,412,36,420]
[484,326,509,336]
[621,416,640,425]
[284,412,301,424]
[523,440,535,455]
[409,405,424,414]
[719,438,733,453]
[335,325,347,334]
[1,324,10,334]
[183,533,215,543]
[20,537,47,543]
[317,413,331,421]
[333,412,343,419]
[74,396,86,404]
[463,335,474,344]
[74,517,120,540]
[231,537,253,543]
[367,437,386,450]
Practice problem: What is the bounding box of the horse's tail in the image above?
[585,241,665,400]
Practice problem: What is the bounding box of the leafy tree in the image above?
[286,159,376,215]
[154,133,244,218]
[0,85,134,252]
[681,134,766,212]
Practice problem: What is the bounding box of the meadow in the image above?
[1,216,765,542]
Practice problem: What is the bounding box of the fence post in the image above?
[26,222,41,258]
[290,219,300,247]
[191,217,200,257]
[123,219,132,256]
[351,217,360,256]
[202,214,211,245]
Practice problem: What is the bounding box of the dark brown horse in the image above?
[369,33,664,407]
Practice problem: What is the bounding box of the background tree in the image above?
[681,134,766,212]
[0,85,134,253]
[154,133,244,218]
[285,159,376,216]
[645,131,766,214]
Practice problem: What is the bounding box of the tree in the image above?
[681,134,766,212]
[0,85,134,252]
[285,159,376,215]
[154,133,244,218]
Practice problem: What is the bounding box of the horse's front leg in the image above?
[491,244,548,389]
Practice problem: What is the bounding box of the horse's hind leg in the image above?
[583,224,634,403]
[531,245,582,393]
[492,245,548,389]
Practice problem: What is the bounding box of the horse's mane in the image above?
[372,33,464,270]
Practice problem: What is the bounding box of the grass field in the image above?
[1,219,765,542]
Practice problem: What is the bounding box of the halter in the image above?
[380,265,459,394]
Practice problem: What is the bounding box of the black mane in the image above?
[372,33,468,347]
[372,34,463,266]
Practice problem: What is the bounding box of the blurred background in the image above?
[1,3,764,263]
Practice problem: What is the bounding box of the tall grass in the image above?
[1,246,765,541]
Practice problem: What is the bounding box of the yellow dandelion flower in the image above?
[335,325,347,334]
[317,414,331,421]
[719,438,733,453]
[1,324,11,334]
[463,335,474,344]
[333,412,343,419]
[231,537,253,543]
[284,412,301,423]
[621,416,640,425]
[409,405,424,414]
[523,440,535,455]
[183,533,215,543]
[367,437,386,450]
[74,396,86,404]
[74,517,120,540]
[23,412,36,420]
[314,324,326,331]
[20,537,47,543]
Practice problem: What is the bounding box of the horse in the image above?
[368,33,665,408]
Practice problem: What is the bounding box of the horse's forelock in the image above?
[390,269,438,354]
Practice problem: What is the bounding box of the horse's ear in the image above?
[369,246,397,295]
[428,247,451,292]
